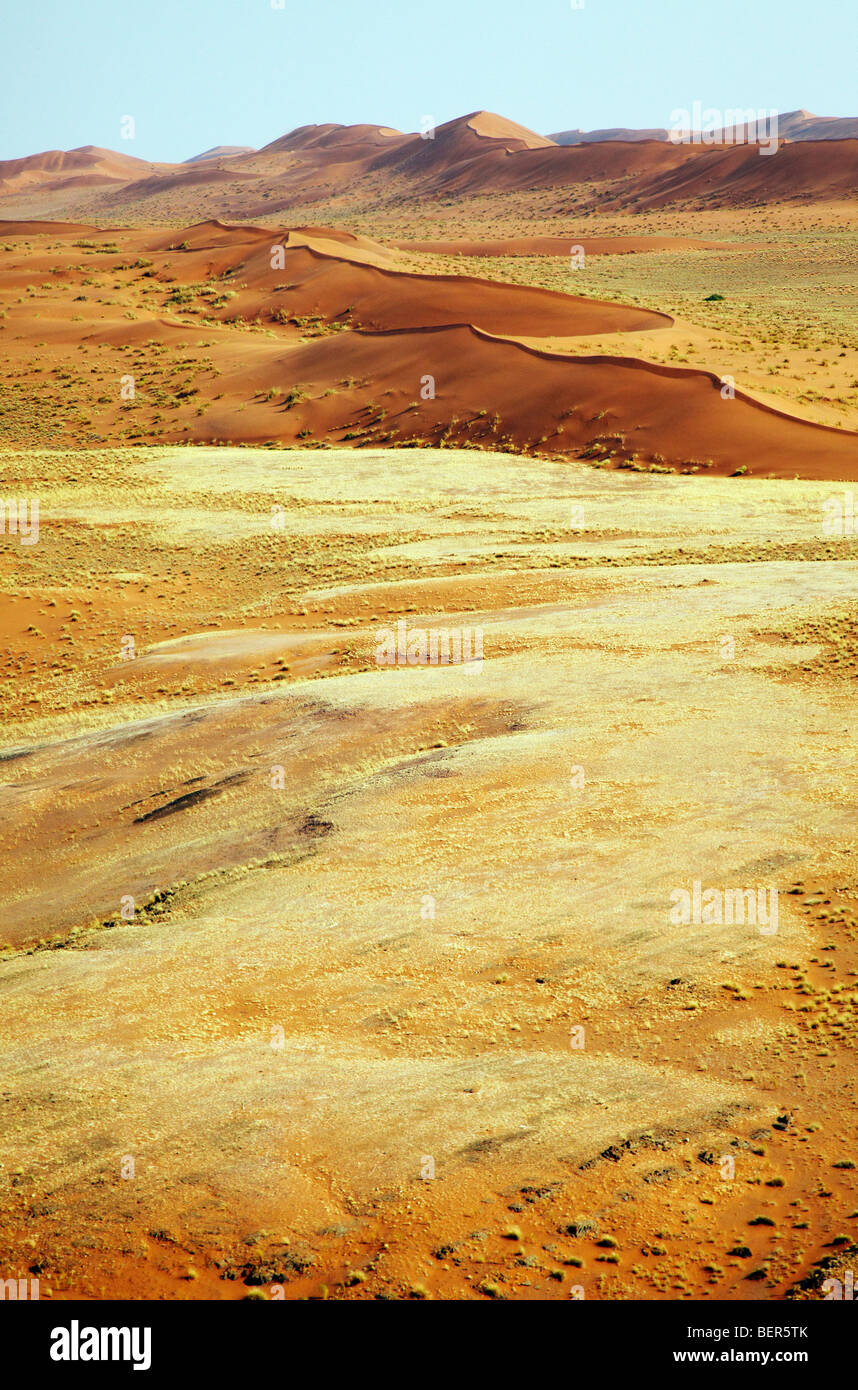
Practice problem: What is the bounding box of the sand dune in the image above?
[3,113,856,222]
[261,122,408,155]
[466,111,556,147]
[113,166,259,201]
[0,145,175,196]
[185,145,256,163]
[421,136,858,207]
[174,235,671,336]
[596,138,858,211]
[283,226,396,265]
[207,320,858,478]
[145,217,272,250]
[1,217,856,477]
[125,219,856,478]
[382,110,555,171]
[0,218,102,236]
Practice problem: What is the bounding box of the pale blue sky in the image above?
[0,0,854,162]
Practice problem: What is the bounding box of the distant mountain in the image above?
[550,110,858,144]
[753,110,858,140]
[0,145,174,197]
[551,127,669,145]
[258,111,552,160]
[185,146,255,163]
[260,122,407,154]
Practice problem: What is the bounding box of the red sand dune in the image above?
[245,125,854,210]
[0,146,175,195]
[0,219,103,236]
[368,112,557,186]
[125,222,857,478]
[146,218,272,250]
[3,115,856,219]
[289,225,393,257]
[463,111,556,149]
[2,217,856,480]
[406,131,858,206]
[125,223,857,478]
[143,228,673,336]
[383,130,695,192]
[593,137,858,211]
[207,320,858,479]
[260,122,409,156]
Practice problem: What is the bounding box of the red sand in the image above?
[2,219,857,480]
[5,114,856,222]
[182,236,672,336]
[200,319,858,479]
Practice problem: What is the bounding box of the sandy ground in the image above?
[0,444,856,1300]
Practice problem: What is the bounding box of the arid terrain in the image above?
[1,109,857,1302]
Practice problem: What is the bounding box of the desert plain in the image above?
[0,111,857,1301]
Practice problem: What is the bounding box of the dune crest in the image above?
[464,110,555,149]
